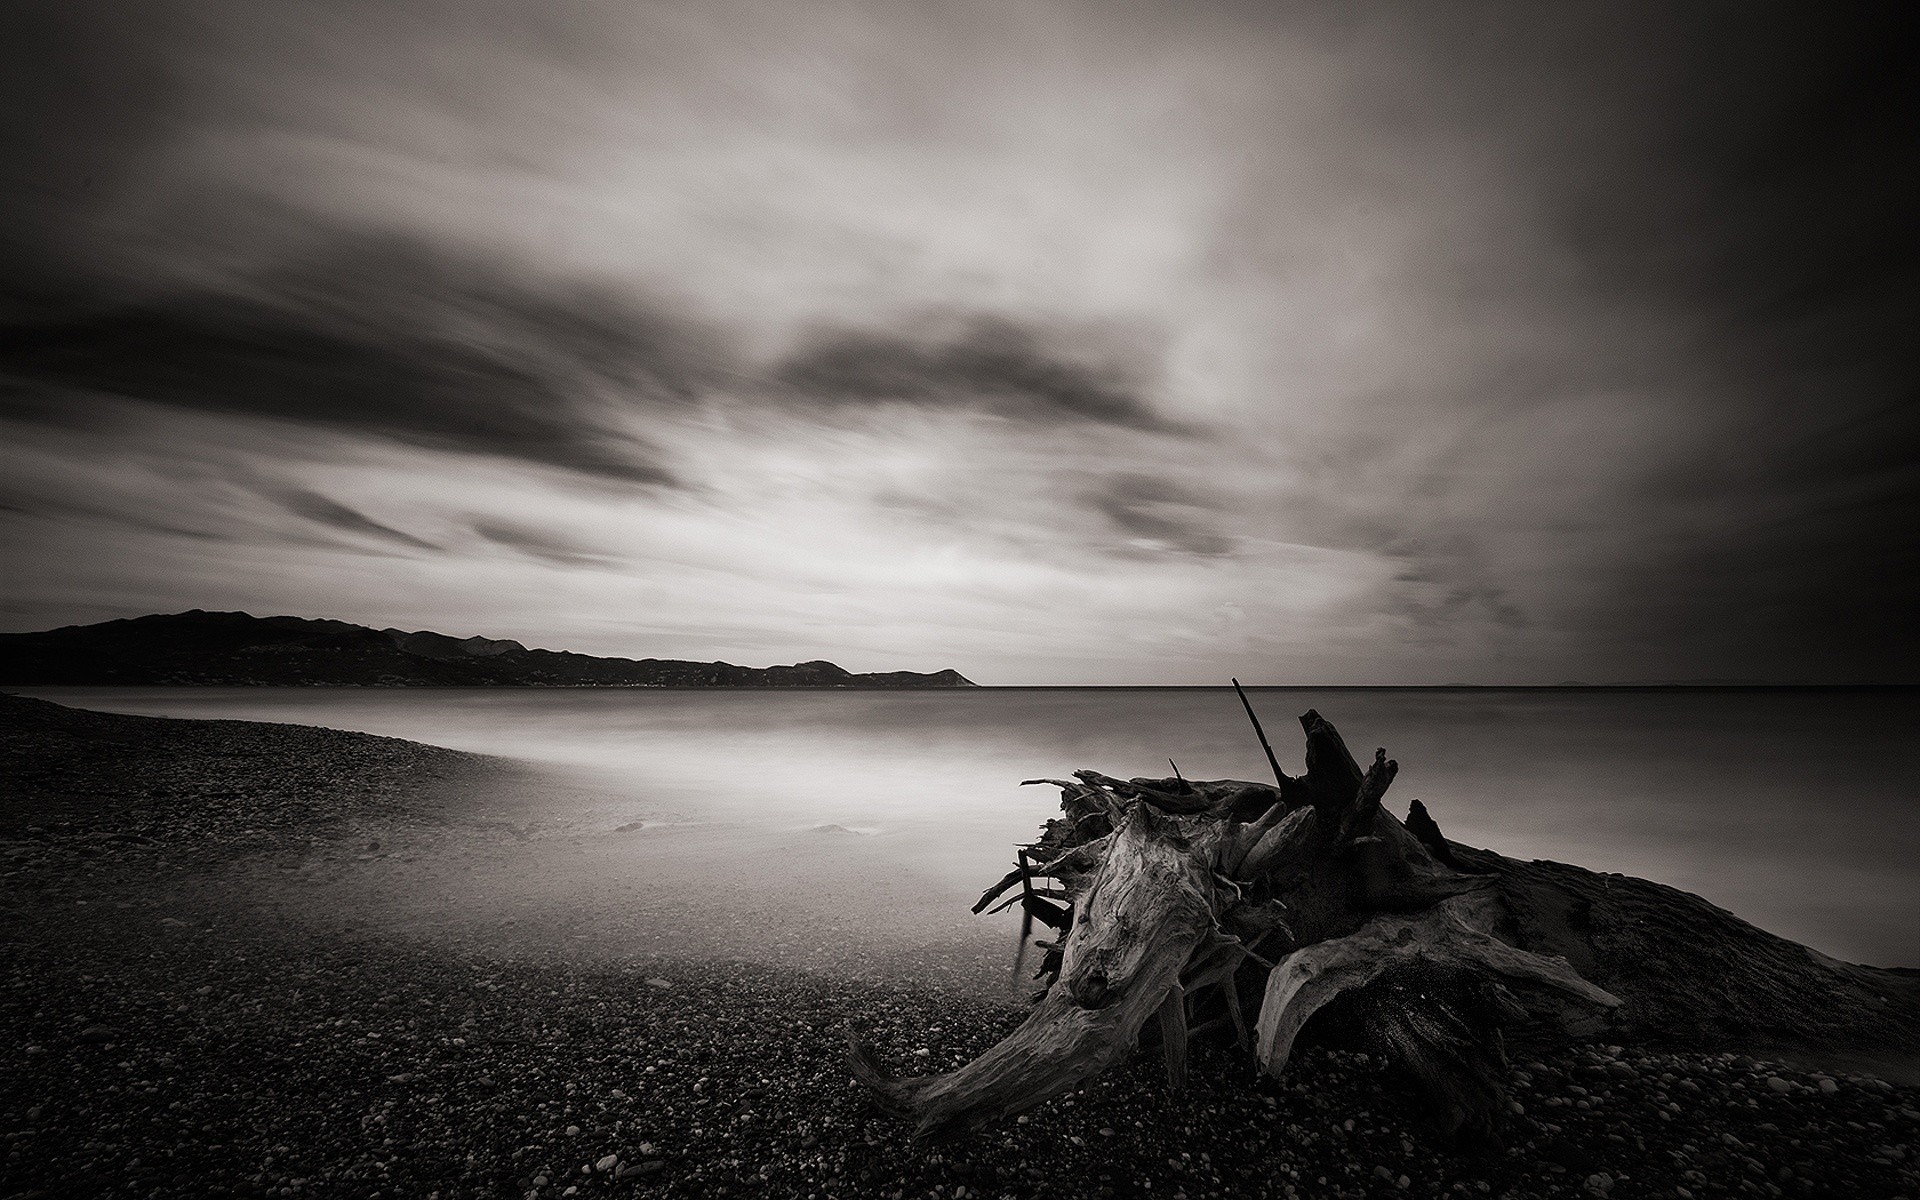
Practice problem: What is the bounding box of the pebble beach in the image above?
[3,694,1916,1200]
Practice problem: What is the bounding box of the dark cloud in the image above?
[775,317,1184,433]
[273,488,441,553]
[1246,1,1920,679]
[1085,474,1233,558]
[1497,3,1916,339]
[1395,581,1528,639]
[471,519,608,567]
[0,484,231,544]
[1589,395,1920,680]
[0,233,705,485]
[0,2,182,304]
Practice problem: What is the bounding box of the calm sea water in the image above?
[25,687,1920,973]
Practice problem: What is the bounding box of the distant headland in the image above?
[0,611,977,688]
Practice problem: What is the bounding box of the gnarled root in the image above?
[851,802,1221,1139]
[853,704,1625,1149]
[1254,891,1622,1143]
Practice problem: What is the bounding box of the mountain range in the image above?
[0,611,976,688]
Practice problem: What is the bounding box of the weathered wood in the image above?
[1253,893,1620,1084]
[1238,805,1318,880]
[1220,795,1296,874]
[1232,678,1290,788]
[1223,975,1250,1050]
[1299,708,1364,815]
[1036,836,1110,877]
[851,801,1220,1139]
[1405,798,1460,867]
[985,886,1070,915]
[1021,893,1071,931]
[1356,967,1526,1147]
[1333,747,1398,845]
[1075,769,1213,815]
[972,866,1027,914]
[1158,985,1188,1089]
[856,703,1625,1147]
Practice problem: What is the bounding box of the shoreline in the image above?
[16,683,1919,692]
[3,693,1917,1198]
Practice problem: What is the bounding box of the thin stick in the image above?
[1010,849,1033,987]
[1168,757,1184,784]
[1232,677,1288,787]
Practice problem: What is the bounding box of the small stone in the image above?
[1818,1078,1839,1095]
[595,1154,619,1173]
[78,1025,115,1044]
[644,978,671,989]
[1765,1077,1792,1094]
[1374,1166,1394,1181]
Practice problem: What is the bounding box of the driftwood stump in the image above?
[851,707,1621,1145]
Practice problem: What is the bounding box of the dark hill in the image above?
[0,611,977,688]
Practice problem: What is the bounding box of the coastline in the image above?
[3,693,1916,1199]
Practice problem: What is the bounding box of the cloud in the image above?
[2,0,1916,681]
[0,482,233,545]
[774,316,1184,432]
[471,518,610,567]
[0,231,705,486]
[1084,474,1234,558]
[272,487,440,553]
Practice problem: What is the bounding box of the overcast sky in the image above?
[2,0,1915,683]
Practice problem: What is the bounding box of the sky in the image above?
[1,0,1916,684]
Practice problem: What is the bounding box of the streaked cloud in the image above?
[0,233,702,485]
[1083,475,1233,559]
[776,316,1183,433]
[470,518,610,568]
[273,487,441,553]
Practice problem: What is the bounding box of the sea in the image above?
[22,686,1919,988]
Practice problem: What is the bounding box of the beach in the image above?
[3,693,1916,1200]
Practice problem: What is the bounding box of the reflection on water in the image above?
[26,686,1920,970]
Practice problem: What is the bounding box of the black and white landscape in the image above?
[3,2,1917,1198]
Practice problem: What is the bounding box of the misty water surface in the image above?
[28,687,1920,980]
